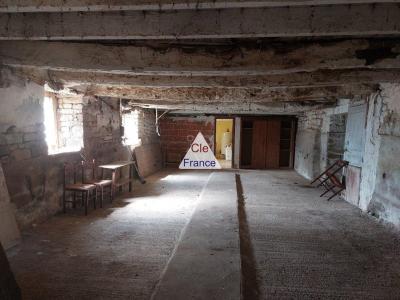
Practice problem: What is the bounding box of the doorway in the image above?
[240,117,296,169]
[215,118,234,169]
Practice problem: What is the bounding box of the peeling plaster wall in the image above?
[366,84,400,227]
[295,89,400,228]
[359,94,382,212]
[0,71,161,228]
[0,71,75,228]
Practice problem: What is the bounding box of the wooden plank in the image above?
[1,4,400,39]
[251,120,267,169]
[265,119,281,169]
[98,161,134,170]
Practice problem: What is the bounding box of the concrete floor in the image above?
[7,170,211,299]
[6,169,400,299]
[240,170,400,299]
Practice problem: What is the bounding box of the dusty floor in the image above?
[6,169,400,299]
[7,169,211,299]
[240,170,400,299]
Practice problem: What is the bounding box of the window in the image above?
[43,91,83,155]
[43,95,58,154]
[122,110,141,146]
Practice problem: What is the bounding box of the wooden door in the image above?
[251,120,267,168]
[250,119,281,169]
[265,120,281,168]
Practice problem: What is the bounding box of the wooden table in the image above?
[98,161,135,195]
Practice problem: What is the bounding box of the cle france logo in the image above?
[179,132,221,169]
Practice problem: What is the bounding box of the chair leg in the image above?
[93,189,96,209]
[101,187,104,208]
[94,189,97,208]
[73,192,76,209]
[63,189,66,213]
[320,184,335,197]
[84,191,88,215]
[110,185,114,203]
[327,188,344,201]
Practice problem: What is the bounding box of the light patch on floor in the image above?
[7,169,211,300]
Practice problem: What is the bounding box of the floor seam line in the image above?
[149,171,215,300]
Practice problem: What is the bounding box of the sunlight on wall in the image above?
[43,95,58,154]
[43,91,83,155]
[122,110,141,146]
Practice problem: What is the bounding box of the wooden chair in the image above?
[310,160,349,201]
[82,159,113,208]
[63,162,97,215]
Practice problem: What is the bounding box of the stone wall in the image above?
[0,72,72,228]
[159,115,215,166]
[56,94,84,153]
[82,97,127,163]
[0,71,161,229]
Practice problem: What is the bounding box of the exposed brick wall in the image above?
[159,115,215,165]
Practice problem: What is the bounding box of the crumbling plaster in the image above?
[365,84,400,227]
[295,85,400,228]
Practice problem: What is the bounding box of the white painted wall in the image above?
[364,84,400,227]
[359,93,382,212]
[233,117,241,169]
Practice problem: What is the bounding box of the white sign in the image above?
[179,132,221,169]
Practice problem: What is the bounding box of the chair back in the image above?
[81,159,97,182]
[63,162,83,187]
